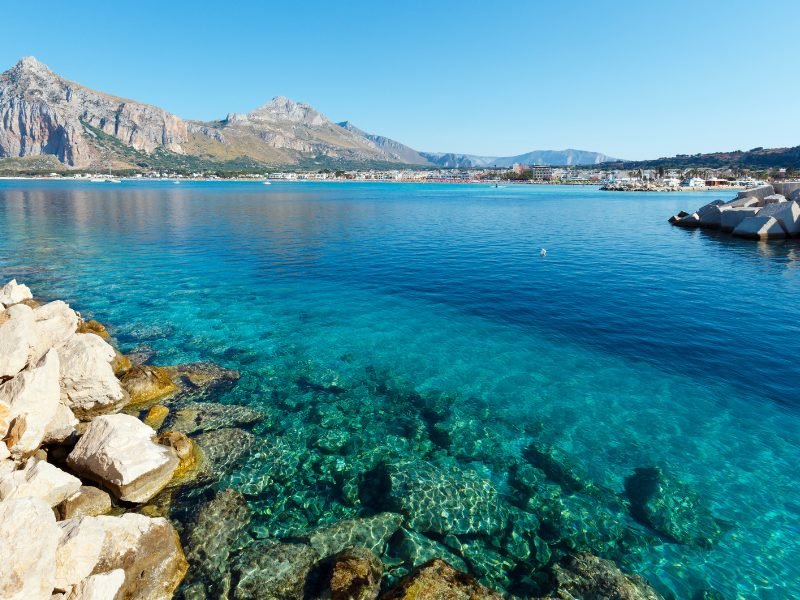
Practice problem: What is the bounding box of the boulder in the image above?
[110,351,132,377]
[58,333,128,419]
[732,216,787,240]
[720,206,761,232]
[297,512,403,557]
[773,181,800,197]
[329,546,383,600]
[624,466,722,548]
[157,430,202,484]
[549,553,664,600]
[65,569,125,600]
[756,200,800,236]
[0,348,61,457]
[735,184,774,202]
[380,559,503,600]
[56,513,187,600]
[43,402,79,444]
[29,301,79,365]
[0,303,35,378]
[390,527,468,572]
[163,401,265,434]
[143,404,169,430]
[0,497,61,600]
[667,210,689,224]
[193,427,255,481]
[57,486,112,520]
[673,212,700,228]
[231,540,319,600]
[698,205,729,229]
[695,199,726,217]
[763,193,787,204]
[120,365,178,407]
[0,457,81,507]
[163,362,240,401]
[67,414,179,503]
[362,460,508,535]
[0,279,33,307]
[75,320,110,340]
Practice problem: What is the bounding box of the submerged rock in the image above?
[231,539,319,600]
[328,546,383,600]
[380,558,503,600]
[624,466,722,548]
[193,427,255,482]
[121,364,179,408]
[67,414,179,503]
[549,553,664,600]
[295,512,403,557]
[165,362,240,400]
[143,404,170,430]
[362,460,508,535]
[0,496,61,600]
[389,527,468,572]
[163,401,264,435]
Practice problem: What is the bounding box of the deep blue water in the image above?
[2,180,799,598]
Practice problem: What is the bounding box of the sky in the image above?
[3,0,799,160]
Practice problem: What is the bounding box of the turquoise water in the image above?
[2,180,799,598]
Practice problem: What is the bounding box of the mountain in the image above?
[0,57,412,169]
[421,149,616,168]
[337,121,431,165]
[599,147,800,170]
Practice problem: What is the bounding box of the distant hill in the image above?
[600,146,800,170]
[421,149,616,168]
[337,122,431,165]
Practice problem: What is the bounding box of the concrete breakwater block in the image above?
[720,207,761,232]
[732,216,787,240]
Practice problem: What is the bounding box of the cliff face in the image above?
[0,57,188,167]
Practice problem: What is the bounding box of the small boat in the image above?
[173,180,181,185]
[109,179,121,184]
[263,181,272,185]
[90,178,105,183]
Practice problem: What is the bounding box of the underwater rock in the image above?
[57,486,112,520]
[164,362,240,400]
[523,442,592,494]
[183,488,252,598]
[543,493,627,555]
[380,558,503,600]
[389,527,468,572]
[193,427,256,482]
[328,546,383,600]
[0,496,60,600]
[624,466,722,548]
[231,539,319,600]
[58,333,128,419]
[67,414,179,503]
[157,430,203,485]
[0,457,81,507]
[164,401,265,435]
[549,553,664,600]
[295,512,403,557]
[120,364,179,408]
[362,460,508,535]
[144,404,170,430]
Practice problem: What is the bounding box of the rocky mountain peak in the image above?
[3,56,59,88]
[246,96,327,126]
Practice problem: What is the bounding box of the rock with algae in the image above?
[164,401,265,435]
[624,466,723,548]
[380,558,503,600]
[328,545,383,600]
[292,512,403,557]
[549,553,665,600]
[231,539,319,600]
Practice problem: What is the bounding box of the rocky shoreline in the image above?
[1,279,717,599]
[668,182,800,239]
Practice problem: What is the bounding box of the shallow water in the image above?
[2,180,799,598]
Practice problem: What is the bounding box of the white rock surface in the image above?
[720,207,761,232]
[733,216,787,240]
[55,517,107,591]
[0,497,61,600]
[43,402,79,444]
[757,201,800,236]
[0,349,61,457]
[0,279,33,307]
[65,570,125,600]
[0,457,81,507]
[67,414,179,502]
[58,334,127,419]
[29,301,79,365]
[0,303,35,378]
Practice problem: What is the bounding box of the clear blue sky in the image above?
[4,0,798,160]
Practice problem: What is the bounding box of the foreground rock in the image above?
[0,279,33,307]
[67,414,179,502]
[0,457,81,507]
[29,301,79,365]
[624,466,722,548]
[329,546,383,600]
[0,497,61,600]
[58,333,128,419]
[732,215,787,240]
[65,569,125,600]
[0,303,35,378]
[57,486,112,519]
[380,558,503,600]
[120,365,178,407]
[549,553,664,600]
[231,540,319,600]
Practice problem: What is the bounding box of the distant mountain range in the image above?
[0,57,615,171]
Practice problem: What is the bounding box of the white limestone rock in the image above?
[65,570,125,600]
[720,207,761,232]
[43,402,79,444]
[733,216,787,240]
[0,349,61,457]
[763,193,787,205]
[735,184,775,202]
[55,517,107,592]
[29,301,79,365]
[0,303,35,378]
[67,414,179,502]
[0,496,61,600]
[757,201,800,236]
[0,457,81,507]
[0,279,33,307]
[58,334,127,419]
